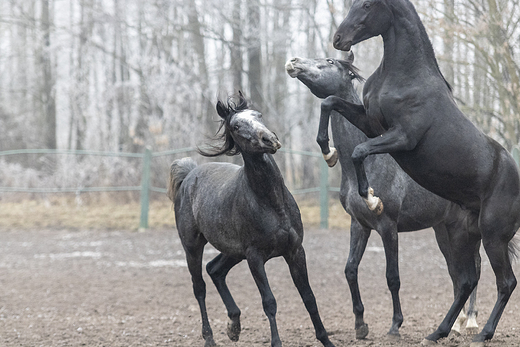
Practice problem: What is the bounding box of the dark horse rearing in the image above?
[286,54,480,339]
[168,93,335,347]
[329,0,520,346]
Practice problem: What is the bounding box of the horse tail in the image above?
[167,157,197,202]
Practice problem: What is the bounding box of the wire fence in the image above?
[0,147,335,230]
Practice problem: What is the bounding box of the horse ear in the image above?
[216,100,229,120]
[235,90,248,111]
[345,50,355,64]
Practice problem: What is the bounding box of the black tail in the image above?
[167,157,197,202]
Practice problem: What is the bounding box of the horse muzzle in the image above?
[333,33,352,51]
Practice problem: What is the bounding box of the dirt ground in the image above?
[0,227,519,347]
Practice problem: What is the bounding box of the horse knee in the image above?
[351,146,367,163]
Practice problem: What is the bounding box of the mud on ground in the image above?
[0,228,518,346]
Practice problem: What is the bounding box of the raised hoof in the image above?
[420,338,437,346]
[227,319,241,342]
[355,323,369,339]
[364,187,383,215]
[323,147,338,167]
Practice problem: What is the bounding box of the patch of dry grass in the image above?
[0,197,350,231]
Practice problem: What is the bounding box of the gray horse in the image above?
[285,54,480,339]
[168,93,335,347]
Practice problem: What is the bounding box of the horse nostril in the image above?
[333,33,341,45]
[262,135,271,144]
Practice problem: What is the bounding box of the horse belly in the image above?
[391,145,485,210]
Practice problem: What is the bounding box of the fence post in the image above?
[139,147,152,231]
[319,158,329,229]
[512,145,520,168]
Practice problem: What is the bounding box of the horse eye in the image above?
[234,124,240,131]
[363,1,371,9]
[327,59,334,64]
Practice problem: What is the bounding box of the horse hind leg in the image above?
[422,225,480,344]
[380,227,403,338]
[184,240,216,347]
[451,242,481,337]
[206,253,243,342]
[471,197,519,347]
[471,236,517,346]
[465,286,479,335]
[344,221,371,339]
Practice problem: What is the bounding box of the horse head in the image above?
[285,53,363,99]
[333,0,394,51]
[201,92,281,157]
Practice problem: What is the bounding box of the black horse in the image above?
[167,93,335,347]
[285,54,480,339]
[329,1,520,346]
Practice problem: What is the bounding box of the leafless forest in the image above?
[1,0,519,195]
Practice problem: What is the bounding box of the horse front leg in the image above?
[206,253,243,342]
[317,97,339,167]
[317,96,368,167]
[285,246,335,347]
[351,126,417,215]
[344,221,371,339]
[246,250,282,347]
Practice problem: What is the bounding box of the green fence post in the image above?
[139,147,152,231]
[319,158,329,229]
[512,145,520,168]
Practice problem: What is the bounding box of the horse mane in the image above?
[390,0,452,93]
[198,92,250,157]
[337,59,365,83]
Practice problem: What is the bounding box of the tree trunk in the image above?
[247,0,263,110]
[40,0,56,149]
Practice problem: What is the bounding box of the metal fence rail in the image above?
[0,147,333,230]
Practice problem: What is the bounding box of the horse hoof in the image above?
[204,337,217,347]
[466,327,479,335]
[386,332,401,340]
[323,147,338,167]
[227,319,241,342]
[355,323,369,339]
[448,329,461,338]
[364,188,384,215]
[420,338,437,345]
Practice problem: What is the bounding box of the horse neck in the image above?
[241,152,287,207]
[381,2,440,76]
[330,85,368,182]
[332,85,367,155]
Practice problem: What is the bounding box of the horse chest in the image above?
[364,74,423,130]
